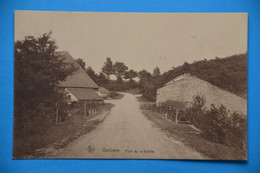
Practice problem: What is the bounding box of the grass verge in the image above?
[107,92,124,100]
[13,103,114,158]
[124,88,142,95]
[140,104,247,160]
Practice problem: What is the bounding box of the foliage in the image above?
[79,58,138,91]
[136,69,155,100]
[141,105,246,160]
[86,66,96,81]
[101,57,115,79]
[153,66,161,77]
[192,95,206,112]
[107,91,124,100]
[124,69,137,81]
[97,72,109,84]
[75,58,86,70]
[113,62,128,82]
[138,69,152,80]
[184,95,247,150]
[14,32,77,123]
[184,95,206,125]
[102,80,139,92]
[142,86,157,101]
[84,57,137,91]
[138,69,152,86]
[85,66,108,85]
[140,53,247,100]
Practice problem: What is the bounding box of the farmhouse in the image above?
[55,51,103,117]
[156,73,247,116]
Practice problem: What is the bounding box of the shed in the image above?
[98,87,110,98]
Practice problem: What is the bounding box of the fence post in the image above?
[175,110,178,124]
[84,101,87,116]
[55,103,59,123]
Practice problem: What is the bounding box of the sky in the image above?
[15,11,247,74]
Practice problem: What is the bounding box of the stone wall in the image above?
[156,76,247,116]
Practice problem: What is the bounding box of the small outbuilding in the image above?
[97,87,110,98]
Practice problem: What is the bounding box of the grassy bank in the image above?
[108,92,124,100]
[139,103,246,160]
[124,88,142,95]
[13,103,114,158]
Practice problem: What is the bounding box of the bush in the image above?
[184,95,247,150]
[108,91,119,98]
[103,80,139,92]
[142,87,157,101]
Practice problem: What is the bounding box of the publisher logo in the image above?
[87,145,95,153]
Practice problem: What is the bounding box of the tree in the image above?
[86,66,97,82]
[75,58,86,70]
[138,69,152,80]
[124,69,137,81]
[14,32,77,121]
[102,57,115,79]
[192,95,206,111]
[114,62,128,82]
[153,66,161,77]
[97,72,108,84]
[138,69,152,88]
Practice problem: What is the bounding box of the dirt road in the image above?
[48,93,206,159]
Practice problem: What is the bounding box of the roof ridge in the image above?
[57,51,99,89]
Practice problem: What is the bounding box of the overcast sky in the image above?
[15,11,247,73]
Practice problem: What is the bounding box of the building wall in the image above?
[156,76,247,116]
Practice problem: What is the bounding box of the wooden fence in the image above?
[155,100,190,124]
[55,100,105,123]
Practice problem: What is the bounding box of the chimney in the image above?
[183,73,190,78]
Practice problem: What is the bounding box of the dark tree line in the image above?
[76,57,138,90]
[141,53,247,100]
[101,57,136,82]
[76,57,164,92]
[79,50,247,100]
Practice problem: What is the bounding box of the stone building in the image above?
[156,73,247,116]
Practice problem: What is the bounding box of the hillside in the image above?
[144,53,247,100]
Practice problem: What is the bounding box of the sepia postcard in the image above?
[14,11,247,160]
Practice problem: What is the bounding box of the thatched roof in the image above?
[98,87,110,94]
[56,51,99,89]
[66,88,102,101]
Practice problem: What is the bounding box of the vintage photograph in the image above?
[13,11,247,160]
